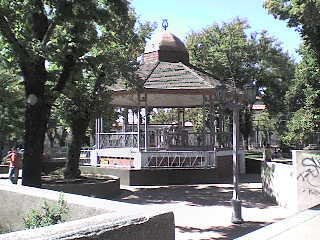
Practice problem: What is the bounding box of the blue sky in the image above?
[130,0,302,61]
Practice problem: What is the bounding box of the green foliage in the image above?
[185,18,294,145]
[283,108,319,146]
[150,109,178,125]
[264,0,320,62]
[150,107,223,134]
[23,194,68,229]
[264,1,320,147]
[0,63,24,144]
[283,47,320,146]
[186,18,295,115]
[253,110,277,144]
[186,18,253,87]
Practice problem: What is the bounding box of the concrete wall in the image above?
[0,185,175,240]
[262,150,320,212]
[0,165,8,174]
[81,150,245,185]
[261,162,296,210]
[81,154,235,185]
[294,150,320,211]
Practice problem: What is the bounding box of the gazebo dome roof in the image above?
[109,26,240,108]
[144,31,189,64]
[145,31,188,53]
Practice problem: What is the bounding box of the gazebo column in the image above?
[95,117,103,149]
[178,108,185,127]
[202,96,207,144]
[123,108,128,132]
[137,106,141,150]
[144,94,148,151]
[213,108,219,149]
[137,92,148,151]
[137,94,141,150]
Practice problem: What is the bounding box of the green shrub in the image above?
[23,194,69,229]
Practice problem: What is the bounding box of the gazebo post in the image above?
[95,117,103,150]
[214,109,219,149]
[144,93,148,151]
[137,107,141,150]
[123,108,128,132]
[202,95,208,146]
[137,94,141,150]
[95,118,99,150]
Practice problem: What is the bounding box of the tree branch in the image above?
[53,54,75,94]
[42,20,56,45]
[42,0,67,46]
[0,13,29,64]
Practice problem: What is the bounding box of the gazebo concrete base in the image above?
[80,156,234,185]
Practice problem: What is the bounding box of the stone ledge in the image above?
[0,184,175,240]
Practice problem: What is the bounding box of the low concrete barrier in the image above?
[262,150,320,211]
[0,165,8,174]
[0,184,175,240]
[262,161,296,209]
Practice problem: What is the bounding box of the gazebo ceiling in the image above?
[109,29,242,108]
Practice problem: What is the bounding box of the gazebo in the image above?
[90,27,247,185]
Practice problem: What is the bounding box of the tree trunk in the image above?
[63,116,89,179]
[22,65,49,187]
[47,130,55,148]
[55,127,68,147]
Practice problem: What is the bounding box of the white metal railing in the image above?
[143,151,216,168]
[97,130,235,150]
[79,148,93,166]
[97,132,138,149]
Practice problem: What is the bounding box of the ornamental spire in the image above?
[162,19,168,30]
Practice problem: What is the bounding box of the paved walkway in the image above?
[0,174,293,239]
[112,174,294,240]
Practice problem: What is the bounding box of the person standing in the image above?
[7,147,21,184]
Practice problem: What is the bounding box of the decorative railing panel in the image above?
[97,130,236,150]
[143,151,216,168]
[79,149,93,166]
[98,132,138,149]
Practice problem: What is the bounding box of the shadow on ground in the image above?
[176,221,269,240]
[113,174,275,209]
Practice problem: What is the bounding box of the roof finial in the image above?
[162,19,168,30]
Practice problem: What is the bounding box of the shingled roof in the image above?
[110,31,234,107]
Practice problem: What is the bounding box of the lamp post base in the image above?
[231,199,243,224]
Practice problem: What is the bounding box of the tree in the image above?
[264,0,320,64]
[283,47,320,146]
[186,18,295,147]
[264,1,320,147]
[253,110,277,146]
[0,63,24,146]
[0,0,129,187]
[186,18,255,88]
[59,16,155,179]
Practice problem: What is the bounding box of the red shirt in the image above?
[9,151,21,168]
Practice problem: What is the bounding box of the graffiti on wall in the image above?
[297,153,320,189]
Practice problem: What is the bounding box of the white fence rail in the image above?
[143,151,216,168]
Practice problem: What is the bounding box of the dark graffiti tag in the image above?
[297,156,320,188]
